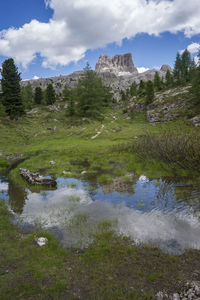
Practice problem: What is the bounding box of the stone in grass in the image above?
[49,160,56,165]
[36,237,48,247]
[63,171,72,175]
[81,171,87,175]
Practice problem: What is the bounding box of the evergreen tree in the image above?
[130,81,137,96]
[145,80,154,104]
[66,89,76,116]
[154,72,162,91]
[188,58,196,82]
[45,83,56,105]
[191,50,200,101]
[120,90,126,102]
[76,68,111,119]
[21,83,33,109]
[62,85,71,102]
[1,58,24,119]
[138,80,145,96]
[165,70,173,88]
[174,52,182,85]
[34,87,43,105]
[181,49,192,84]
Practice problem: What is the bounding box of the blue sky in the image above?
[0,0,200,80]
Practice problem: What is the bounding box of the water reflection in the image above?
[8,180,27,214]
[0,175,200,254]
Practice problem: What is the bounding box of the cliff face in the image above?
[17,55,173,102]
[95,53,138,75]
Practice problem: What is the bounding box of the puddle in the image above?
[1,175,200,254]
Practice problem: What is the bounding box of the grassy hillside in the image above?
[1,92,199,183]
[1,88,200,299]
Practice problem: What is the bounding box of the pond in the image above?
[1,173,200,254]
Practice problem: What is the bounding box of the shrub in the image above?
[131,130,200,170]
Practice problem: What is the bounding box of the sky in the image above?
[0,0,200,80]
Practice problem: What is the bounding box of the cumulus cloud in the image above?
[33,75,39,80]
[137,67,149,73]
[0,0,200,68]
[187,42,200,53]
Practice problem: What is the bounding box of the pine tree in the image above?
[1,58,24,119]
[174,52,182,85]
[21,83,33,109]
[120,90,126,102]
[138,80,145,96]
[130,81,137,96]
[45,83,56,105]
[34,87,43,105]
[181,49,192,84]
[76,67,111,119]
[145,81,154,104]
[154,72,162,91]
[66,89,76,116]
[191,50,200,102]
[62,85,71,102]
[165,70,173,88]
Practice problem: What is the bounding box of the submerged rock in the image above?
[20,168,57,187]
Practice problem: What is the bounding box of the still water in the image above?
[1,174,200,254]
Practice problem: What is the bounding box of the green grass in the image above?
[1,101,200,298]
[0,104,198,183]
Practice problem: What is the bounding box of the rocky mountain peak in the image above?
[160,64,173,72]
[95,53,138,76]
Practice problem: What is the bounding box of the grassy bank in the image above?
[0,105,198,185]
[1,105,200,299]
[0,201,200,299]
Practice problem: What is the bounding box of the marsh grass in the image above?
[132,129,200,171]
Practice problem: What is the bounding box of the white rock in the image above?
[49,161,56,165]
[172,293,180,300]
[81,171,87,175]
[195,285,200,295]
[155,291,164,300]
[36,237,48,247]
[63,171,71,175]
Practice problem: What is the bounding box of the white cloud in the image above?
[137,67,149,73]
[187,42,200,53]
[0,0,200,68]
[153,66,161,70]
[33,75,39,80]
[194,55,200,66]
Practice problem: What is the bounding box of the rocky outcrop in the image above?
[160,65,173,72]
[146,86,193,123]
[155,280,200,299]
[190,114,200,127]
[95,53,138,75]
[19,54,172,102]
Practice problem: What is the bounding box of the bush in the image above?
[131,130,200,170]
[0,104,6,117]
